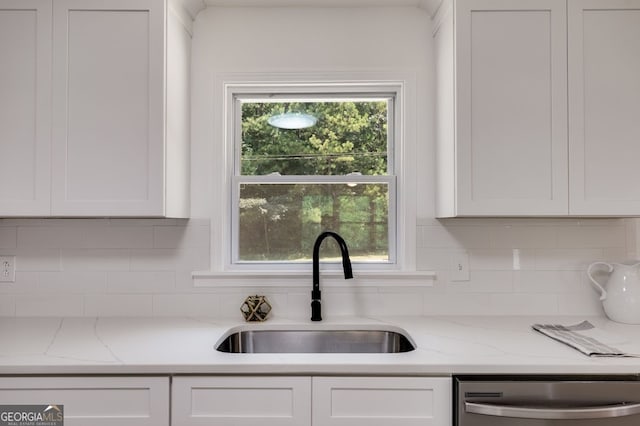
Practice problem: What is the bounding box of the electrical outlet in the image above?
[451,252,470,281]
[0,256,16,283]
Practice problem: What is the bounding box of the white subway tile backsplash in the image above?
[38,271,107,294]
[469,249,531,270]
[0,272,39,294]
[0,227,17,248]
[85,227,154,249]
[0,217,630,318]
[0,296,15,316]
[130,247,209,272]
[557,291,604,316]
[61,249,130,271]
[533,249,603,271]
[15,295,84,317]
[286,292,312,321]
[513,270,581,293]
[153,224,209,249]
[84,295,153,317]
[129,249,177,271]
[557,226,626,248]
[416,248,454,270]
[423,293,493,315]
[152,294,220,316]
[107,271,175,293]
[420,226,492,248]
[13,249,61,272]
[321,287,379,317]
[602,247,630,262]
[489,293,559,316]
[108,218,179,226]
[17,227,86,248]
[447,270,513,293]
[492,225,558,249]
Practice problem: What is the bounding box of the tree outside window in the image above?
[234,96,395,263]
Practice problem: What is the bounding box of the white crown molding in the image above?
[420,0,444,17]
[190,0,442,18]
[171,0,207,21]
[203,0,423,7]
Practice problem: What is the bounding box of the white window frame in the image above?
[231,91,397,267]
[200,72,421,284]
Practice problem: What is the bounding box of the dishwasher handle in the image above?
[465,401,640,420]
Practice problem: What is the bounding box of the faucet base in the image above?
[311,299,322,321]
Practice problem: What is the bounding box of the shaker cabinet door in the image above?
[0,0,51,216]
[568,0,640,215]
[172,376,312,426]
[454,0,568,216]
[51,0,165,216]
[312,376,452,426]
[0,376,169,426]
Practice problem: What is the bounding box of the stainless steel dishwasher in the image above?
[455,375,640,426]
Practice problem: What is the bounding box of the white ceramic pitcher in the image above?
[587,261,640,324]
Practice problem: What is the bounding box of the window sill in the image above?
[191,270,436,288]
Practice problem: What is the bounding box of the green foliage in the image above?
[241,101,388,176]
[238,100,391,262]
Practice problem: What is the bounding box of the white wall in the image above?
[0,6,630,318]
[189,6,434,220]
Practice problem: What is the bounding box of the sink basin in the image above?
[215,327,416,353]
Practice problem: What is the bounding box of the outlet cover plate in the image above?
[0,256,16,283]
[451,252,469,281]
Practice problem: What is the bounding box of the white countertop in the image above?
[2,315,640,375]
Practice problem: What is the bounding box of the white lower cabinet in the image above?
[172,376,451,426]
[171,376,312,426]
[0,376,169,426]
[313,377,451,426]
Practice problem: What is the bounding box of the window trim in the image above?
[202,72,420,281]
[231,91,397,267]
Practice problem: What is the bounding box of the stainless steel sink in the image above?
[215,328,416,353]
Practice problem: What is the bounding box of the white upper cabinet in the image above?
[51,0,190,217]
[435,0,640,217]
[0,0,52,216]
[568,0,640,215]
[0,0,191,217]
[435,0,568,217]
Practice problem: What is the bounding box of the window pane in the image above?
[240,100,389,176]
[238,183,389,262]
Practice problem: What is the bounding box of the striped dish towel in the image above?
[532,321,638,357]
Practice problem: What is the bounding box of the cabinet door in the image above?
[312,376,451,426]
[0,0,51,216]
[172,376,312,426]
[455,0,568,215]
[0,376,169,426]
[51,0,165,216]
[568,0,640,215]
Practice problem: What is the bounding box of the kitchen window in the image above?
[228,83,401,268]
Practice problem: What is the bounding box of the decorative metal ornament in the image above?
[240,295,272,322]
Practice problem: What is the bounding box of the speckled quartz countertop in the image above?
[1,315,640,375]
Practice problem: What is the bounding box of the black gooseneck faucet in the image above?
[311,231,353,321]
